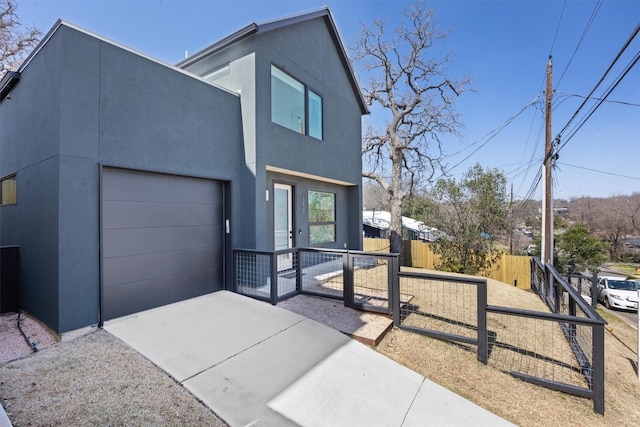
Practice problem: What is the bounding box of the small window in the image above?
[308,90,323,140]
[271,65,323,140]
[308,191,335,244]
[0,175,17,205]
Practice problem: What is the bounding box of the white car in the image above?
[596,277,639,311]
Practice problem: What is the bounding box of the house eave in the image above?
[0,71,19,101]
[177,7,369,115]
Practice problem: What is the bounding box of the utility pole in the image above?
[542,56,554,265]
[509,183,514,255]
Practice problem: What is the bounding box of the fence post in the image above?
[544,264,555,312]
[295,249,302,294]
[592,321,605,415]
[477,278,488,365]
[591,271,598,309]
[231,250,237,293]
[270,253,278,305]
[343,252,354,308]
[391,255,401,327]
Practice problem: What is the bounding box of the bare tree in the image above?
[0,0,41,76]
[362,180,390,211]
[567,193,640,260]
[353,2,471,259]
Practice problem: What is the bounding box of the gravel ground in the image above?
[0,312,58,365]
[0,313,227,426]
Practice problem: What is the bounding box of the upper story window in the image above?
[0,174,17,206]
[271,65,323,140]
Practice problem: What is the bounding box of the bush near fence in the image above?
[363,238,531,290]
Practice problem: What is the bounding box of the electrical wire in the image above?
[557,162,640,181]
[17,312,39,353]
[555,0,604,89]
[549,0,567,56]
[554,21,640,144]
[558,49,640,152]
[555,91,640,107]
[438,97,540,179]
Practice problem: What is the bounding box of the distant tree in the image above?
[590,196,635,260]
[362,180,390,212]
[417,164,509,275]
[0,0,41,76]
[512,198,540,229]
[555,222,609,274]
[566,194,640,260]
[353,1,471,261]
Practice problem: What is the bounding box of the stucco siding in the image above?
[254,18,362,186]
[58,155,100,332]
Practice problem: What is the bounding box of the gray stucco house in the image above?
[0,8,367,334]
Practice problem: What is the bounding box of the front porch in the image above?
[232,247,400,345]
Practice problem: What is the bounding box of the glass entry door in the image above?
[274,183,294,271]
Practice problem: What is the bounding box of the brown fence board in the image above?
[364,238,531,289]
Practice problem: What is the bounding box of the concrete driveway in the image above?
[104,291,514,426]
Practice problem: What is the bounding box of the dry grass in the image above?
[376,268,640,427]
[0,330,227,426]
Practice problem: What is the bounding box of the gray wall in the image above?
[0,23,247,332]
[255,18,363,251]
[0,15,364,332]
[267,171,359,250]
[0,24,64,329]
[182,16,364,251]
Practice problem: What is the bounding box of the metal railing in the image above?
[233,247,398,313]
[395,271,488,362]
[232,247,605,414]
[393,265,605,415]
[529,258,605,413]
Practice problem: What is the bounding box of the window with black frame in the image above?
[271,65,323,140]
[308,190,335,244]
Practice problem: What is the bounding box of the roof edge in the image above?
[0,71,20,101]
[176,23,259,68]
[177,7,369,115]
[13,19,241,99]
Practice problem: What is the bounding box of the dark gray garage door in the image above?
[101,168,224,321]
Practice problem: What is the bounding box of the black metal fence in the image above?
[393,265,605,415]
[232,247,605,414]
[233,247,398,313]
[395,271,488,361]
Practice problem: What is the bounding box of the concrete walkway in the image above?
[104,291,514,427]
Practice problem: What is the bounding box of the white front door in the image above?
[274,183,293,271]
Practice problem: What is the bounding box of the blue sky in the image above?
[17,0,640,200]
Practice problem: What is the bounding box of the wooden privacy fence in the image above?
[363,238,531,289]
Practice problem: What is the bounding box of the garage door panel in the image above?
[102,269,220,321]
[103,170,221,204]
[103,225,219,259]
[101,168,225,321]
[102,200,222,229]
[103,247,221,288]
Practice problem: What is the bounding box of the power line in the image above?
[555,0,604,89]
[558,48,640,152]
[555,91,640,107]
[549,0,568,56]
[557,162,640,181]
[439,97,540,178]
[554,20,640,144]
